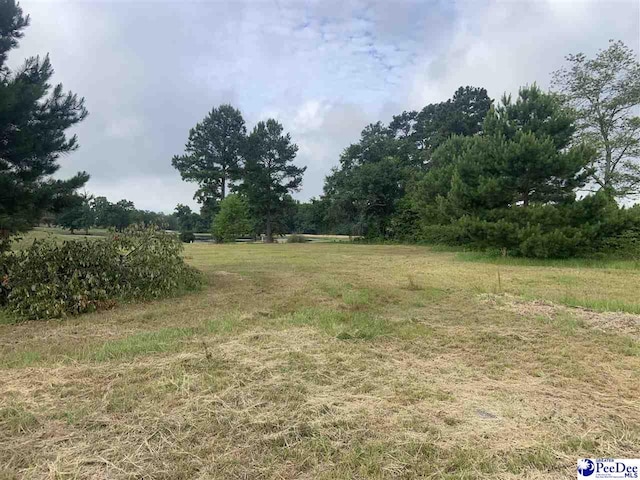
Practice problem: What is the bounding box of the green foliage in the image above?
[179,231,195,243]
[212,194,253,242]
[0,0,89,244]
[241,119,305,242]
[392,86,492,157]
[414,194,640,258]
[291,199,327,234]
[286,234,309,243]
[402,85,628,258]
[56,193,94,234]
[323,87,493,238]
[0,225,200,320]
[93,197,136,231]
[417,85,592,214]
[172,104,246,205]
[603,211,640,262]
[552,40,640,197]
[174,204,199,232]
[64,195,176,232]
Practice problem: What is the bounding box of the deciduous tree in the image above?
[552,40,640,198]
[212,194,253,242]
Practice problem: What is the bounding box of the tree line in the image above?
[170,41,640,257]
[172,107,305,242]
[53,194,178,234]
[299,41,640,257]
[1,0,639,257]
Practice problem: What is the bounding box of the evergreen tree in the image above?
[172,104,246,210]
[323,87,492,237]
[415,86,592,215]
[242,119,304,243]
[0,0,89,249]
[57,193,94,234]
[482,85,593,207]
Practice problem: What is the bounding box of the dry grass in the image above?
[1,242,639,479]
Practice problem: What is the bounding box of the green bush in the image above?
[411,195,640,259]
[179,231,196,243]
[0,225,201,320]
[286,234,309,243]
[212,194,253,243]
[605,229,640,261]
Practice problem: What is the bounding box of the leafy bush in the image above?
[0,225,200,320]
[212,194,254,243]
[179,231,195,243]
[286,234,309,243]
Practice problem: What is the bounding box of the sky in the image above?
[12,0,640,214]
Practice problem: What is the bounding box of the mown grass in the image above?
[457,250,640,270]
[0,239,639,479]
[9,226,109,250]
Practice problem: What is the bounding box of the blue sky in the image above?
[12,0,640,213]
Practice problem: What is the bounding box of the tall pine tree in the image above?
[0,0,89,249]
[172,104,246,215]
[242,119,304,243]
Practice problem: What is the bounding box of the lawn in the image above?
[9,226,109,251]
[0,242,639,479]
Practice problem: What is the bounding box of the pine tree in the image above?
[482,85,593,207]
[172,104,246,210]
[0,0,89,249]
[242,119,304,243]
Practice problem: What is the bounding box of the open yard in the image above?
[1,243,639,479]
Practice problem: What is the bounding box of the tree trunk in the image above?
[265,213,273,243]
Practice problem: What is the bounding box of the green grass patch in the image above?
[342,288,372,307]
[280,307,430,340]
[558,296,640,314]
[90,327,197,361]
[457,251,640,270]
[505,446,559,473]
[0,310,19,325]
[2,350,43,368]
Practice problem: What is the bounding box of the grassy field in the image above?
[9,226,109,250]
[1,241,639,479]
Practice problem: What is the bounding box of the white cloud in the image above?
[9,0,639,211]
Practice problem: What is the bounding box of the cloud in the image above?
[408,0,640,107]
[9,0,639,211]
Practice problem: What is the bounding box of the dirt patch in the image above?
[480,293,640,339]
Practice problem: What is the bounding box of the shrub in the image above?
[212,194,254,243]
[0,225,201,320]
[605,229,640,262]
[179,231,195,243]
[411,195,640,259]
[517,226,585,259]
[286,234,309,243]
